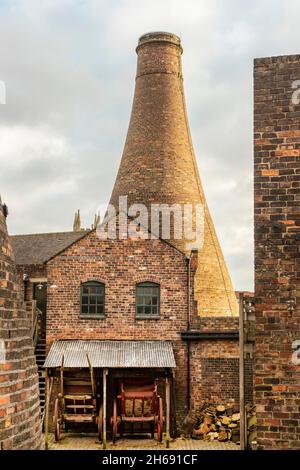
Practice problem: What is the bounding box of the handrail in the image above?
[26,300,42,348]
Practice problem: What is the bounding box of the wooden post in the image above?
[165,375,171,448]
[86,354,96,398]
[60,355,65,415]
[170,372,177,438]
[102,368,108,450]
[44,369,50,450]
[239,292,245,450]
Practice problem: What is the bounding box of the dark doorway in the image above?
[33,282,47,333]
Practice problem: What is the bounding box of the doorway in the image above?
[33,282,47,333]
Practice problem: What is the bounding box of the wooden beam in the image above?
[165,375,171,448]
[86,353,96,398]
[170,372,178,438]
[60,355,65,415]
[44,370,50,450]
[102,368,108,450]
[239,292,245,450]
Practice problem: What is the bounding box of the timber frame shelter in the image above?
[43,340,176,449]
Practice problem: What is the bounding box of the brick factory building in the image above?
[3,32,252,446]
[254,54,300,450]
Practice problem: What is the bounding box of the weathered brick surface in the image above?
[110,32,238,317]
[254,54,300,450]
[190,316,239,331]
[189,341,238,410]
[0,203,43,450]
[15,264,46,302]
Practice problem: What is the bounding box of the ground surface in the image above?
[47,433,240,450]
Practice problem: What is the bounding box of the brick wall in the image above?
[16,264,46,302]
[190,316,239,331]
[0,204,43,450]
[189,340,240,411]
[254,54,300,450]
[187,315,253,412]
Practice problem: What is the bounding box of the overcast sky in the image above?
[1,0,300,291]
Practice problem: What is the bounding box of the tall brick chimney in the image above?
[110,32,238,317]
[0,201,43,449]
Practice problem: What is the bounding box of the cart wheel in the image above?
[53,398,61,441]
[156,397,163,443]
[112,399,118,443]
[97,404,103,442]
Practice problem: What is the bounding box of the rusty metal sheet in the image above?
[43,340,176,369]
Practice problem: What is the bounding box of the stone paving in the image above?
[47,433,240,451]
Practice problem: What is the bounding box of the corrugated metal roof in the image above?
[44,340,176,369]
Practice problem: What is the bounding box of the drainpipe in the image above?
[186,255,191,410]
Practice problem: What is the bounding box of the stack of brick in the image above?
[0,201,43,450]
[254,54,300,450]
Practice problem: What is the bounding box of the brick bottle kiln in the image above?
[110,31,238,318]
[0,200,43,450]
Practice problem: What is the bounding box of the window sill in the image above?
[135,315,160,320]
[80,315,106,320]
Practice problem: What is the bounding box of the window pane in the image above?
[97,304,104,314]
[81,282,105,316]
[81,305,88,314]
[136,283,159,316]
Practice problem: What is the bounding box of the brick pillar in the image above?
[0,201,43,450]
[254,55,300,450]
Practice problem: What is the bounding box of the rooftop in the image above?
[10,230,90,265]
[44,340,176,369]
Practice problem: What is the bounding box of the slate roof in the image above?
[44,340,176,369]
[10,231,90,265]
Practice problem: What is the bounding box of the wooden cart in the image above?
[110,379,164,443]
[53,355,103,441]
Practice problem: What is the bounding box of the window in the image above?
[80,281,105,317]
[136,282,160,317]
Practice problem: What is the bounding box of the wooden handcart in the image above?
[53,354,103,441]
[110,379,164,443]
